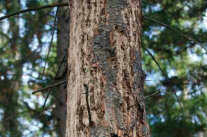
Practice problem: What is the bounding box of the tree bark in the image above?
[54,0,70,136]
[65,0,150,136]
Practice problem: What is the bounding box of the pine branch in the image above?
[142,46,167,78]
[143,16,207,52]
[41,52,67,111]
[0,3,68,21]
[40,8,58,78]
[32,80,66,94]
[129,91,161,109]
[142,45,184,111]
[138,90,161,103]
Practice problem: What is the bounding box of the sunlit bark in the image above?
[65,0,150,136]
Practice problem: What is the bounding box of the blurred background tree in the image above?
[0,0,206,137]
[0,0,59,136]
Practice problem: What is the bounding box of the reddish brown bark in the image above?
[65,0,150,136]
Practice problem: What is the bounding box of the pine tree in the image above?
[65,0,150,136]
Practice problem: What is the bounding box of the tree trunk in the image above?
[2,0,22,136]
[65,0,150,136]
[54,0,70,136]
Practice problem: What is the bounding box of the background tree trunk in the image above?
[54,0,70,136]
[2,0,22,136]
[65,0,150,136]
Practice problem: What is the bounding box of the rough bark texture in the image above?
[65,0,150,136]
[54,0,70,136]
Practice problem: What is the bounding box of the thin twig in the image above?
[41,52,67,111]
[83,84,93,126]
[139,90,161,103]
[145,79,151,81]
[143,16,207,52]
[142,45,166,78]
[0,3,68,21]
[129,91,161,109]
[32,80,66,94]
[142,45,184,111]
[40,8,58,78]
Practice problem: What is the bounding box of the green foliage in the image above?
[142,0,207,136]
[0,0,57,136]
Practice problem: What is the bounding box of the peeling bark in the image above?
[65,0,150,136]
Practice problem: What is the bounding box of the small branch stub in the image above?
[32,80,66,94]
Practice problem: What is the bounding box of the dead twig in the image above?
[142,45,184,111]
[41,52,67,111]
[129,90,161,109]
[40,8,58,78]
[143,16,207,52]
[0,3,68,21]
[32,80,66,94]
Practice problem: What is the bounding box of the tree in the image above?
[54,0,69,136]
[65,0,150,136]
[0,0,207,136]
[1,0,21,135]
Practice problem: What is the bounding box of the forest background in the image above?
[0,0,207,137]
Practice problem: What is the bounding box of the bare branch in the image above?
[40,8,58,78]
[129,91,161,109]
[142,45,167,78]
[0,3,68,21]
[41,52,67,110]
[142,45,184,110]
[139,90,161,103]
[32,80,66,94]
[143,16,207,52]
